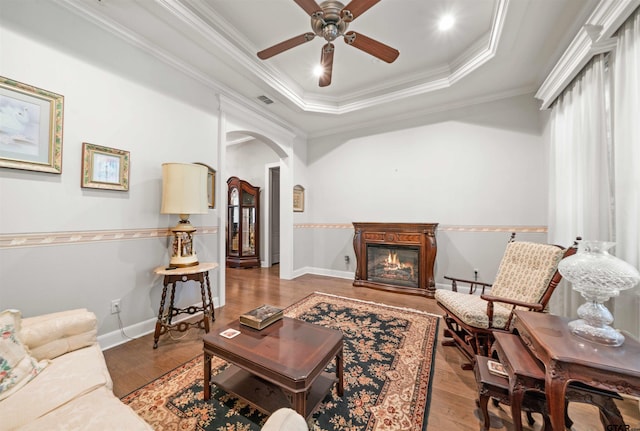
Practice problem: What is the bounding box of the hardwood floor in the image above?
[105,266,640,430]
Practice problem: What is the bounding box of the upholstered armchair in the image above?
[435,236,579,369]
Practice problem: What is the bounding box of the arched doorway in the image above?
[216,95,298,307]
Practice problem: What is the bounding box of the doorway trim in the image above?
[264,163,280,267]
[218,95,298,295]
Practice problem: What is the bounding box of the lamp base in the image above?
[568,319,625,347]
[169,220,199,268]
[568,299,625,347]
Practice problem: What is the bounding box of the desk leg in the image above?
[546,371,568,431]
[203,352,212,400]
[153,281,170,349]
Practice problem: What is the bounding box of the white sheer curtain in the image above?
[548,7,640,339]
[547,54,612,320]
[612,8,640,338]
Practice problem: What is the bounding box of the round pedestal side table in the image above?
[152,262,218,349]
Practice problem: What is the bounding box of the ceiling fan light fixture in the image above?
[323,23,340,41]
[258,0,397,87]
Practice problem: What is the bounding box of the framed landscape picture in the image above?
[0,76,64,173]
[81,143,130,191]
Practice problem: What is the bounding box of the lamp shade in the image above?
[161,163,209,215]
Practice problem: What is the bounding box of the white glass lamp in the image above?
[161,163,209,267]
[558,240,640,347]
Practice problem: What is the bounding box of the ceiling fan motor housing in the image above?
[311,1,349,42]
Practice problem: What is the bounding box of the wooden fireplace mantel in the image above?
[352,222,438,298]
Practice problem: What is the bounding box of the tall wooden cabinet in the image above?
[226,176,260,268]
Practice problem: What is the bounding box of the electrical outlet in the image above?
[111,299,121,314]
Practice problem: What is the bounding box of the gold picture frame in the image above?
[81,143,130,191]
[293,184,305,212]
[194,162,216,208]
[0,76,64,173]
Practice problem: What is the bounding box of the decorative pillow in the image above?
[0,310,48,401]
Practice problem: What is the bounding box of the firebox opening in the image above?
[366,244,420,288]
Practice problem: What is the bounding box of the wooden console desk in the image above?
[513,310,640,430]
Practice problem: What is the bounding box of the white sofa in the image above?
[0,308,308,431]
[0,308,153,431]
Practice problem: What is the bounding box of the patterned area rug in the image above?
[122,292,439,431]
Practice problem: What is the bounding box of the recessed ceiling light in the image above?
[313,64,324,77]
[438,14,455,31]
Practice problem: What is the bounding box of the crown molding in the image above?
[54,0,303,137]
[134,0,510,115]
[308,85,536,140]
[535,0,639,109]
[54,0,513,124]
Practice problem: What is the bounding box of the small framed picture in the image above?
[293,184,305,212]
[194,162,216,208]
[0,76,64,174]
[81,143,130,191]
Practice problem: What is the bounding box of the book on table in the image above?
[486,359,508,378]
[239,304,283,330]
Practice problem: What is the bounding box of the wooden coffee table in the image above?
[203,317,344,418]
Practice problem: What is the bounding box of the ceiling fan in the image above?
[257,0,399,87]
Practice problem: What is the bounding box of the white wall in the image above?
[226,139,280,264]
[299,94,551,284]
[0,1,221,347]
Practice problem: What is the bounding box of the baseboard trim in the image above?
[98,298,220,351]
[292,266,354,280]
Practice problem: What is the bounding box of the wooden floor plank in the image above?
[104,266,640,429]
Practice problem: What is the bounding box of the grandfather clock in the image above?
[226,176,260,268]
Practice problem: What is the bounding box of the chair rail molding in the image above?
[536,0,640,109]
[294,224,547,233]
[0,227,218,249]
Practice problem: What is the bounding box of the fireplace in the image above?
[367,245,420,288]
[353,222,438,297]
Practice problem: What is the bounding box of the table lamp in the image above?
[161,163,209,267]
[558,240,640,346]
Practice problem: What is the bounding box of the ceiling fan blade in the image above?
[257,33,316,60]
[294,0,322,17]
[319,43,334,87]
[341,0,380,21]
[343,31,399,63]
